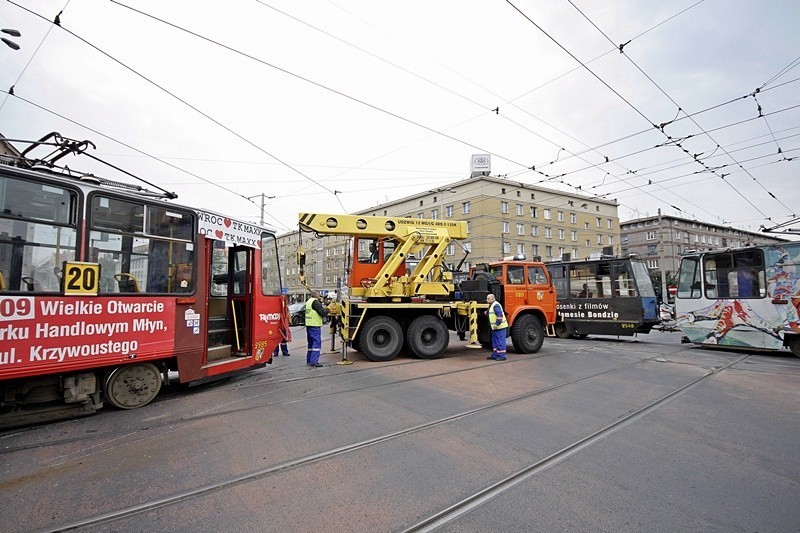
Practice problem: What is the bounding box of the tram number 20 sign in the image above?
[62,261,101,296]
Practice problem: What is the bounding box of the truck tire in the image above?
[407,315,449,359]
[361,316,403,362]
[511,315,544,354]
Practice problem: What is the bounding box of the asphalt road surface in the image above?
[2,327,799,532]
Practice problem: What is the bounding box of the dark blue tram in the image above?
[546,256,660,338]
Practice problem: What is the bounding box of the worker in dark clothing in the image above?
[305,290,329,367]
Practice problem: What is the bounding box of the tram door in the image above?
[207,241,252,361]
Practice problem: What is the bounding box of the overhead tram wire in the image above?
[107,0,531,172]
[0,0,72,113]
[505,0,771,220]
[0,88,292,231]
[515,76,800,176]
[565,0,793,217]
[7,1,348,217]
[510,104,800,191]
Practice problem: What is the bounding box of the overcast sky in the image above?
[1,0,798,236]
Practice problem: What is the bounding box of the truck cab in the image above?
[464,255,557,353]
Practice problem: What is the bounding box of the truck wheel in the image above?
[361,316,403,362]
[511,315,544,354]
[407,315,449,358]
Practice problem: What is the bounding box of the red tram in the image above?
[0,135,288,427]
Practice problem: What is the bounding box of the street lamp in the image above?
[246,193,276,226]
[1,28,21,50]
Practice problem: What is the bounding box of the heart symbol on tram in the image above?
[215,230,224,239]
[224,218,232,228]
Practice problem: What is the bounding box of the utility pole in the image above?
[247,193,275,226]
[657,208,668,302]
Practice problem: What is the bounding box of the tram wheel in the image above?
[554,322,571,339]
[407,315,449,359]
[104,363,163,409]
[361,316,403,362]
[511,315,544,354]
[788,336,800,358]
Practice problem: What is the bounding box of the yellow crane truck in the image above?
[297,212,556,362]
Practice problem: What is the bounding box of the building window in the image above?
[646,230,657,240]
[431,208,439,220]
[446,205,453,218]
[545,227,552,238]
[647,245,657,254]
[557,211,564,222]
[559,247,566,257]
[546,245,553,257]
[647,259,658,269]
[531,206,537,218]
[464,242,472,252]
[531,226,539,236]
[516,190,521,197]
[419,200,424,207]
[675,230,682,239]
[502,221,509,233]
[532,244,539,256]
[572,248,578,259]
[501,201,509,214]
[571,230,577,241]
[544,209,551,220]
[516,204,524,215]
[466,220,471,233]
[558,229,565,240]
[462,201,471,214]
[446,244,455,255]
[516,243,525,255]
[608,236,614,245]
[501,188,507,195]
[417,212,424,219]
[517,223,525,235]
[570,213,576,223]
[503,242,510,254]
[596,217,602,228]
[597,235,603,244]
[584,222,589,230]
[585,240,590,247]
[607,219,613,229]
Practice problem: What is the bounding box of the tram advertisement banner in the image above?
[197,211,262,248]
[0,296,175,377]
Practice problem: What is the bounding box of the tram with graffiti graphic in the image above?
[675,242,800,356]
[545,255,660,338]
[0,133,288,428]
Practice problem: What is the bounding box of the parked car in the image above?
[289,303,306,326]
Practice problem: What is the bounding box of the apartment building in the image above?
[620,212,787,287]
[277,175,620,300]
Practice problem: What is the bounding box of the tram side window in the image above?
[89,196,195,294]
[703,251,765,299]
[261,233,282,295]
[614,263,638,298]
[677,256,701,298]
[547,265,569,300]
[0,177,77,292]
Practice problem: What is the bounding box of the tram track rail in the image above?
[36,351,747,532]
[401,353,751,532]
[0,346,581,454]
